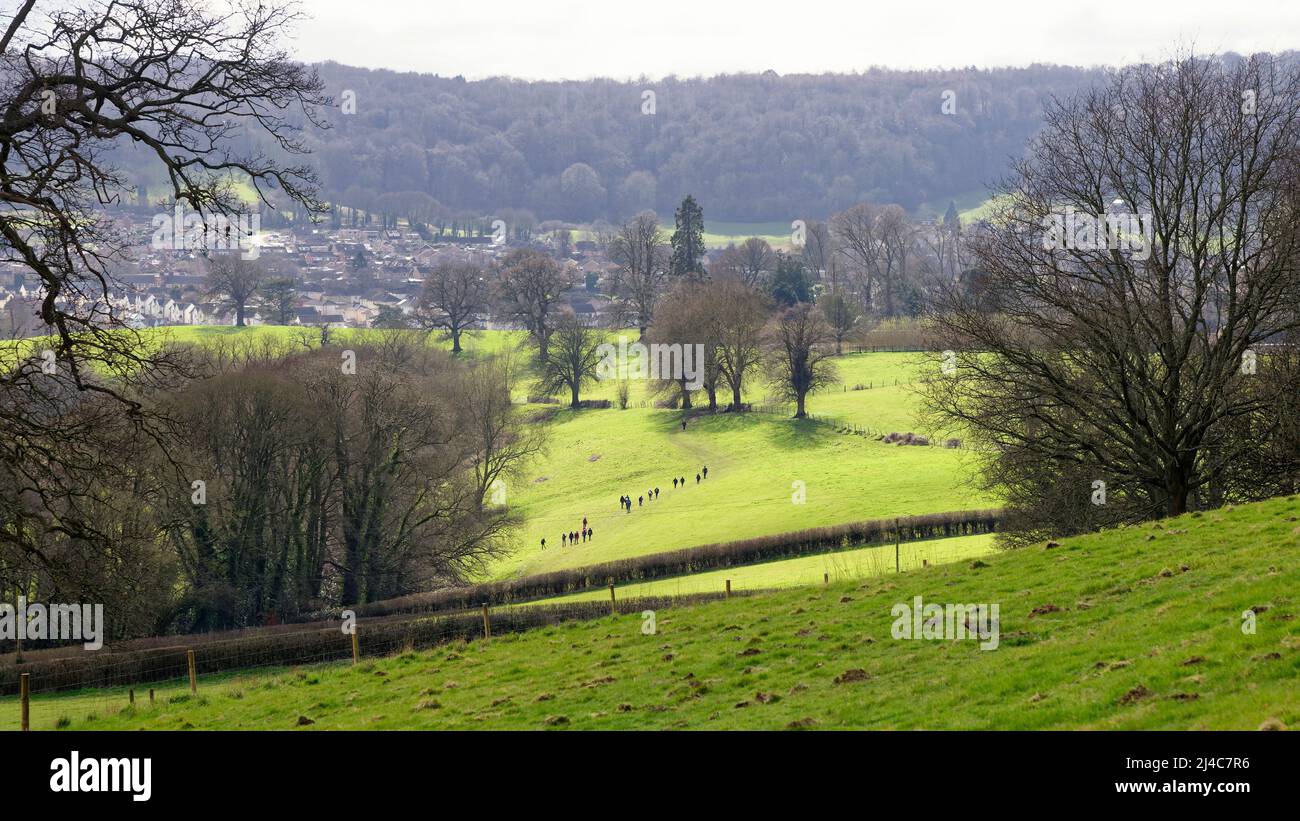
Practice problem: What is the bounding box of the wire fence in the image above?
[1,588,769,728]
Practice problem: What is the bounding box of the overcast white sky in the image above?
[288,0,1299,80]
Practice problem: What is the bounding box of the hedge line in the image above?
[1,591,749,697]
[345,508,1002,619]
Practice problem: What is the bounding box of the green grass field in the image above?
[476,339,983,580]
[495,407,984,580]
[16,495,1297,730]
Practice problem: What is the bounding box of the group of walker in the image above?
[621,465,708,511]
[539,466,710,550]
[541,516,593,550]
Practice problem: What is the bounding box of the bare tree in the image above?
[820,292,860,355]
[713,237,776,288]
[461,354,545,510]
[922,218,966,281]
[306,338,517,604]
[607,211,668,338]
[416,259,488,353]
[649,280,721,410]
[1,0,324,363]
[205,254,264,326]
[799,219,833,285]
[535,312,605,408]
[733,237,776,287]
[831,202,913,316]
[0,0,325,581]
[766,303,838,418]
[708,280,769,407]
[920,53,1300,531]
[495,248,572,360]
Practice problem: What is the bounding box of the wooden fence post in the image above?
[725,579,731,598]
[895,518,901,573]
[187,649,197,694]
[608,584,616,616]
[823,572,829,585]
[351,629,360,665]
[19,673,29,732]
[149,689,155,704]
[480,604,491,639]
[129,688,135,705]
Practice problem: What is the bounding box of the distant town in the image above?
[0,206,614,337]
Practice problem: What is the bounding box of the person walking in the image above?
[561,532,567,547]
[587,527,594,541]
[681,418,687,431]
[638,495,643,506]
[695,473,701,484]
[654,487,660,499]
[702,466,708,479]
[673,477,678,489]
[583,516,588,530]
[541,538,546,550]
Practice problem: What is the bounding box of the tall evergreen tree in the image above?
[943,201,961,232]
[768,254,812,306]
[258,278,298,325]
[669,195,706,277]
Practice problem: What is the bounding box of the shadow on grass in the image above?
[637,405,840,450]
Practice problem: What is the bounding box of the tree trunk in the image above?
[794,392,807,418]
[570,382,580,409]
[1165,469,1190,517]
[732,383,743,408]
[236,302,246,327]
[451,328,462,353]
[340,534,361,606]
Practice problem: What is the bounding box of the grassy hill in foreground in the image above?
[20,495,1299,730]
